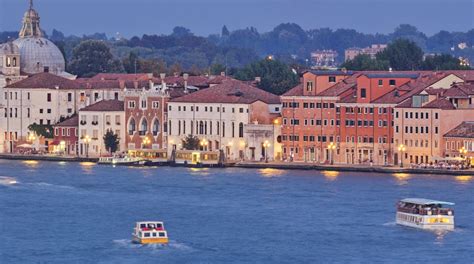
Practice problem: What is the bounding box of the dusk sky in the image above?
[1,0,473,37]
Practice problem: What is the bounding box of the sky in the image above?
[0,0,473,38]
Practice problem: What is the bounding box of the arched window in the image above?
[239,122,244,138]
[140,118,148,135]
[128,118,136,135]
[152,119,160,136]
[12,57,17,67]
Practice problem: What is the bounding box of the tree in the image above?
[28,123,54,138]
[182,135,200,150]
[210,63,226,75]
[376,39,424,70]
[340,54,389,70]
[68,40,124,77]
[221,25,230,37]
[421,54,470,70]
[172,26,193,37]
[103,130,120,154]
[235,58,299,95]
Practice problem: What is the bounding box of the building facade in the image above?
[167,79,281,161]
[52,115,78,155]
[78,100,125,157]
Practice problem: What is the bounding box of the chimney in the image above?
[133,80,139,89]
[119,80,125,90]
[255,76,261,83]
[220,71,226,77]
[174,72,179,77]
[160,73,167,92]
[389,67,393,72]
[183,73,189,93]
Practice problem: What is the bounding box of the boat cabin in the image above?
[397,198,454,216]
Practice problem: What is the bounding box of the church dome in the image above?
[13,0,66,74]
[13,37,65,74]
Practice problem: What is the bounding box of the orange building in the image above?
[280,70,474,165]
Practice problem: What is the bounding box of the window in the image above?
[47,109,51,114]
[389,79,396,86]
[141,99,147,109]
[128,118,136,135]
[378,80,383,86]
[47,93,51,102]
[239,108,244,113]
[328,76,336,83]
[128,101,136,109]
[360,88,366,98]
[306,81,313,91]
[68,93,72,102]
[152,101,160,109]
[39,109,43,114]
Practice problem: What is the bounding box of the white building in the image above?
[78,100,125,157]
[167,79,281,161]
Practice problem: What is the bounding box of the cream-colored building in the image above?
[167,79,281,161]
[394,81,474,165]
[78,100,125,157]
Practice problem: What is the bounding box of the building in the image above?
[394,80,474,166]
[167,79,281,161]
[78,100,125,157]
[51,115,79,155]
[310,50,338,68]
[443,121,474,166]
[280,70,474,165]
[345,44,387,61]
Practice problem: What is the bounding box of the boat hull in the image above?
[132,236,169,244]
[396,212,454,230]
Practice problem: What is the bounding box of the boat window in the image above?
[159,232,166,237]
[152,232,157,237]
[144,232,150,237]
[157,223,162,228]
[140,224,146,228]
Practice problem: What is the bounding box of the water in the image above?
[0,160,473,263]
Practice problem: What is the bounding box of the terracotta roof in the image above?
[89,73,152,81]
[448,70,474,81]
[282,84,303,96]
[363,72,420,79]
[339,92,357,103]
[6,72,80,89]
[318,74,359,96]
[170,79,280,104]
[422,98,455,109]
[306,70,354,76]
[55,115,78,127]
[444,121,474,138]
[80,100,124,112]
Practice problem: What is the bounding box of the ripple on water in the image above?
[112,239,194,252]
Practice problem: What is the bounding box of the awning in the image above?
[17,143,33,148]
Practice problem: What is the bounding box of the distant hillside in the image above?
[1,23,472,71]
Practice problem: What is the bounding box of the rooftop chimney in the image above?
[160,73,166,92]
[255,76,261,83]
[183,73,189,93]
[220,71,226,77]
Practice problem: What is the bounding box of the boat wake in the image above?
[112,239,194,252]
[0,176,19,187]
[382,221,397,226]
[25,182,77,190]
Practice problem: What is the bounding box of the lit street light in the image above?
[263,140,271,163]
[142,137,151,149]
[327,142,336,165]
[398,144,406,168]
[83,135,91,158]
[459,146,468,167]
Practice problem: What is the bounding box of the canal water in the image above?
[0,160,473,263]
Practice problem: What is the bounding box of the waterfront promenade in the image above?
[1,153,473,176]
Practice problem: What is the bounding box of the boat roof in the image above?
[400,198,455,206]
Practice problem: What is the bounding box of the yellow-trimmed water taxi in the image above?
[132,221,169,244]
[396,198,455,230]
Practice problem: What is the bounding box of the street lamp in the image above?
[200,139,208,151]
[83,135,91,158]
[263,140,271,163]
[398,144,406,168]
[142,137,151,149]
[327,142,336,165]
[459,146,468,167]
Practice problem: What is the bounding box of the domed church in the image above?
[0,0,73,82]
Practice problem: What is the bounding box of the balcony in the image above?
[80,120,87,125]
[91,121,99,126]
[139,131,147,136]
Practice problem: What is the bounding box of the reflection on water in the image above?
[455,175,473,184]
[22,160,39,168]
[322,170,339,181]
[80,162,96,174]
[259,168,285,178]
[188,167,210,176]
[0,176,18,186]
[392,173,411,185]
